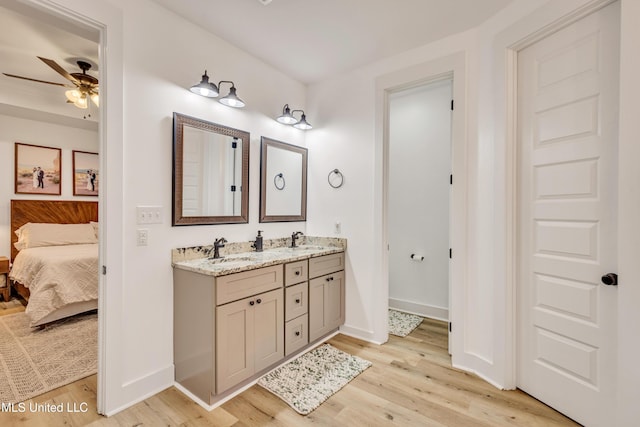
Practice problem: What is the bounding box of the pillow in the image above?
[14,222,98,250]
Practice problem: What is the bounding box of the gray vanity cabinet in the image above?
[309,253,345,342]
[284,260,309,356]
[215,266,284,392]
[173,248,345,406]
[216,287,283,392]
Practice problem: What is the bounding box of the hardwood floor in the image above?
[0,318,580,426]
[0,296,26,316]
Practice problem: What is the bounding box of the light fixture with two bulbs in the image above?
[276,104,312,130]
[189,70,245,108]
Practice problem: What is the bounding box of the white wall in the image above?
[0,113,98,253]
[388,80,451,319]
[31,0,308,415]
[306,0,546,361]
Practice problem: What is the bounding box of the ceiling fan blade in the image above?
[37,56,78,84]
[2,72,71,87]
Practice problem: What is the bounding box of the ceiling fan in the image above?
[3,56,99,109]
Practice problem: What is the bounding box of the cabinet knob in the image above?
[295,298,301,304]
[249,300,255,306]
[295,271,301,276]
[256,298,262,304]
[326,276,334,282]
[295,331,301,336]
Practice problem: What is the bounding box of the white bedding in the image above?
[9,244,98,326]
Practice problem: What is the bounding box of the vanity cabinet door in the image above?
[309,270,345,342]
[216,296,255,392]
[216,288,284,392]
[253,288,284,372]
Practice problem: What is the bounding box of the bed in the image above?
[9,200,99,327]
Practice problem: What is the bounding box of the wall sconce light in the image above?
[189,70,245,108]
[275,104,313,130]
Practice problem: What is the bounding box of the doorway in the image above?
[515,2,619,426]
[387,78,452,323]
[0,0,106,414]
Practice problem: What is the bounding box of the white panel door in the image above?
[517,3,619,426]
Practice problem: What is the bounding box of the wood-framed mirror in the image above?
[172,113,249,225]
[259,137,307,222]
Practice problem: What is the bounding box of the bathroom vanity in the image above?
[172,238,345,405]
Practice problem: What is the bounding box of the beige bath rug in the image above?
[258,343,371,415]
[388,309,423,337]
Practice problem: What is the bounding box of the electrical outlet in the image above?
[136,206,163,224]
[137,229,149,246]
[334,221,341,234]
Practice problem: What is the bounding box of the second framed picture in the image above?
[73,150,99,196]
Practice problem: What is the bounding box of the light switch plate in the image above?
[136,206,163,224]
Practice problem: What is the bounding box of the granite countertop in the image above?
[172,237,346,277]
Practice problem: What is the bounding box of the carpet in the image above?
[0,311,97,404]
[258,343,371,415]
[388,309,423,337]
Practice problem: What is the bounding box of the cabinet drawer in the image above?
[285,314,308,357]
[285,282,308,321]
[285,260,308,286]
[216,265,283,306]
[309,253,344,278]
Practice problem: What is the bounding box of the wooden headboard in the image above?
[10,200,98,262]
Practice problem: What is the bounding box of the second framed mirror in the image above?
[259,137,307,222]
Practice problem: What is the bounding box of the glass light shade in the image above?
[74,94,88,109]
[90,93,99,107]
[276,104,297,124]
[189,71,219,97]
[219,86,245,108]
[293,114,312,130]
[65,89,81,102]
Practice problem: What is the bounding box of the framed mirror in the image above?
[259,137,308,222]
[172,113,249,225]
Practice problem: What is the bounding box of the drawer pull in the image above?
[295,331,301,336]
[249,300,255,306]
[295,271,301,276]
[295,298,301,304]
[256,298,262,304]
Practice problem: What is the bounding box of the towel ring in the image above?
[328,169,344,188]
[273,173,285,190]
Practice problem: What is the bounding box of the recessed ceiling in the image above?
[151,0,513,84]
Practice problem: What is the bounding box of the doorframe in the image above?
[502,0,618,388]
[374,53,467,357]
[22,0,125,415]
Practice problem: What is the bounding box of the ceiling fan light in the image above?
[90,93,99,107]
[219,86,245,108]
[65,89,81,102]
[74,94,88,109]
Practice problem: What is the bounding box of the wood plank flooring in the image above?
[0,318,580,426]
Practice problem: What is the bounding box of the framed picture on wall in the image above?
[14,142,62,195]
[72,150,99,196]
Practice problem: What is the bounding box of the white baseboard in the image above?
[339,324,387,345]
[389,298,449,321]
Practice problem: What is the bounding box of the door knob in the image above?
[601,273,618,286]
